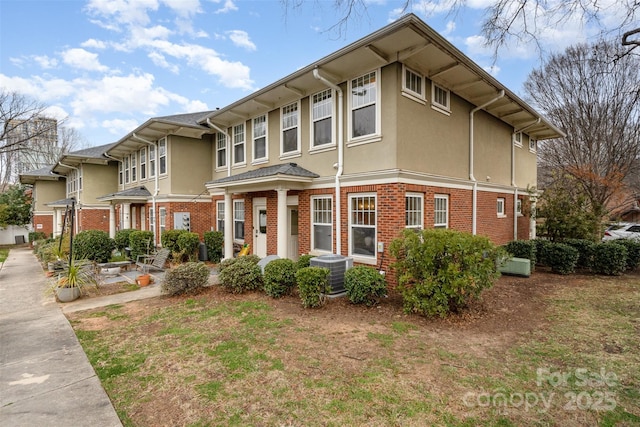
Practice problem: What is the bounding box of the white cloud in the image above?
[214,0,238,14]
[84,0,159,27]
[102,118,141,135]
[42,105,69,121]
[148,51,180,73]
[33,55,58,69]
[442,20,456,36]
[62,48,109,72]
[483,64,500,77]
[81,38,108,49]
[227,30,256,51]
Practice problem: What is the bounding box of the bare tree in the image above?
[525,41,640,218]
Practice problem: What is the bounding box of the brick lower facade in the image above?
[33,214,54,237]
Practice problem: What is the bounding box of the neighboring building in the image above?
[102,112,215,245]
[18,165,65,237]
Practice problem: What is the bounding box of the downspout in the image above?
[132,133,159,246]
[58,161,80,236]
[206,118,231,178]
[103,152,122,238]
[469,90,504,235]
[313,68,344,255]
[512,118,540,240]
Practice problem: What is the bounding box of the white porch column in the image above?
[224,192,233,260]
[109,205,116,238]
[54,209,63,237]
[276,188,288,258]
[123,203,131,229]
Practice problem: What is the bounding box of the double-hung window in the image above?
[282,102,299,155]
[159,207,166,237]
[149,144,156,177]
[124,156,130,184]
[529,138,537,152]
[131,152,137,182]
[158,138,167,175]
[140,147,147,180]
[311,89,333,148]
[312,196,332,252]
[513,132,522,147]
[350,71,378,140]
[516,199,523,216]
[253,115,267,161]
[497,198,506,217]
[434,195,449,228]
[432,83,450,113]
[405,193,423,229]
[216,201,225,233]
[216,132,227,168]
[233,123,245,165]
[118,161,123,186]
[350,194,376,258]
[403,66,424,101]
[233,200,245,240]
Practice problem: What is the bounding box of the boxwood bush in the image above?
[114,229,136,252]
[263,259,297,298]
[161,262,210,296]
[204,231,224,263]
[344,265,387,306]
[72,230,115,263]
[129,230,155,261]
[610,239,640,271]
[390,229,504,317]
[176,232,200,262]
[503,240,536,270]
[545,242,579,275]
[533,239,552,266]
[591,242,628,276]
[562,238,595,269]
[218,256,263,293]
[28,231,47,244]
[296,266,331,308]
[161,229,188,254]
[296,254,316,270]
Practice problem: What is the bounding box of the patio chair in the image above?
[136,248,170,274]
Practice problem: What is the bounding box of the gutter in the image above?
[206,118,231,178]
[512,118,540,239]
[132,133,159,246]
[469,90,504,235]
[313,67,344,255]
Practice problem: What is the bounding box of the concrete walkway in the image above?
[0,246,122,427]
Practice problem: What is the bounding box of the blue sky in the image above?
[0,0,621,147]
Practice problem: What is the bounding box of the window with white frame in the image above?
[312,196,332,252]
[406,193,423,229]
[350,71,378,139]
[159,207,166,237]
[312,89,333,147]
[350,194,376,257]
[432,83,450,112]
[124,155,130,184]
[149,207,155,233]
[216,132,226,168]
[497,198,506,216]
[434,194,449,228]
[529,138,537,152]
[516,198,523,216]
[118,161,123,185]
[67,169,81,195]
[158,138,167,175]
[513,132,522,147]
[233,200,245,240]
[282,102,299,155]
[253,115,267,161]
[149,144,156,177]
[216,201,225,233]
[403,66,424,100]
[131,152,137,182]
[233,123,245,165]
[140,147,147,180]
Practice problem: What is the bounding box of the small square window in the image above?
[529,138,537,152]
[403,66,424,100]
[497,198,506,217]
[432,84,450,112]
[516,199,523,215]
[514,132,522,147]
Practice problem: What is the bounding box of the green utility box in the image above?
[499,257,531,277]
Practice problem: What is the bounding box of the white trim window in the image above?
[434,194,449,228]
[349,194,377,259]
[149,144,156,178]
[253,115,268,162]
[402,65,425,101]
[233,200,245,240]
[516,198,523,216]
[233,123,246,165]
[529,138,537,153]
[432,83,450,113]
[311,89,333,148]
[513,132,522,147]
[140,147,147,180]
[149,207,155,234]
[312,196,332,252]
[124,155,130,184]
[131,152,137,182]
[159,207,166,237]
[216,201,225,233]
[281,101,300,156]
[405,193,423,229]
[349,70,379,140]
[216,132,227,169]
[497,197,506,217]
[158,138,167,175]
[118,161,123,186]
[67,169,81,195]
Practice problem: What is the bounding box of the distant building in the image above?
[2,117,59,183]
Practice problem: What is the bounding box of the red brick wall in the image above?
[78,208,110,233]
[33,214,54,237]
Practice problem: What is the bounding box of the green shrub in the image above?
[218,257,263,293]
[177,232,201,262]
[296,267,331,308]
[562,238,595,269]
[263,259,298,298]
[29,231,47,243]
[503,240,536,270]
[533,239,552,266]
[344,265,387,306]
[161,262,210,296]
[114,229,136,251]
[610,239,640,271]
[390,229,503,318]
[72,230,115,263]
[129,230,155,261]
[296,254,316,270]
[591,242,628,276]
[545,242,579,275]
[204,231,224,263]
[161,229,187,254]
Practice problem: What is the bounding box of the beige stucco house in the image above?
[19,166,65,237]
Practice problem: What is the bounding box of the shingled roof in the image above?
[208,163,319,185]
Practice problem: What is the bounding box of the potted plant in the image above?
[47,244,67,273]
[50,259,97,302]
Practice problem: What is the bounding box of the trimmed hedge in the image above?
[296,267,331,308]
[533,239,553,266]
[204,231,224,263]
[344,265,387,306]
[28,231,47,243]
[591,242,627,276]
[114,229,136,251]
[296,254,315,270]
[129,230,155,261]
[218,256,263,293]
[72,230,115,263]
[503,240,536,270]
[161,229,188,254]
[176,232,200,262]
[545,243,579,275]
[611,239,640,271]
[161,262,210,296]
[562,238,595,269]
[263,259,297,298]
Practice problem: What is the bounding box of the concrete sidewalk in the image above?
[0,246,122,427]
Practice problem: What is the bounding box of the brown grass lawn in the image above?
[67,270,640,427]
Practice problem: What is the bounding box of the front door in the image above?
[253,198,267,258]
[288,208,299,261]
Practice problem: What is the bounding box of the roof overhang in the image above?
[19,172,64,185]
[46,197,76,208]
[205,174,316,194]
[97,186,152,203]
[202,14,563,141]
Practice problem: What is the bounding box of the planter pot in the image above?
[136,274,151,287]
[56,287,80,303]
